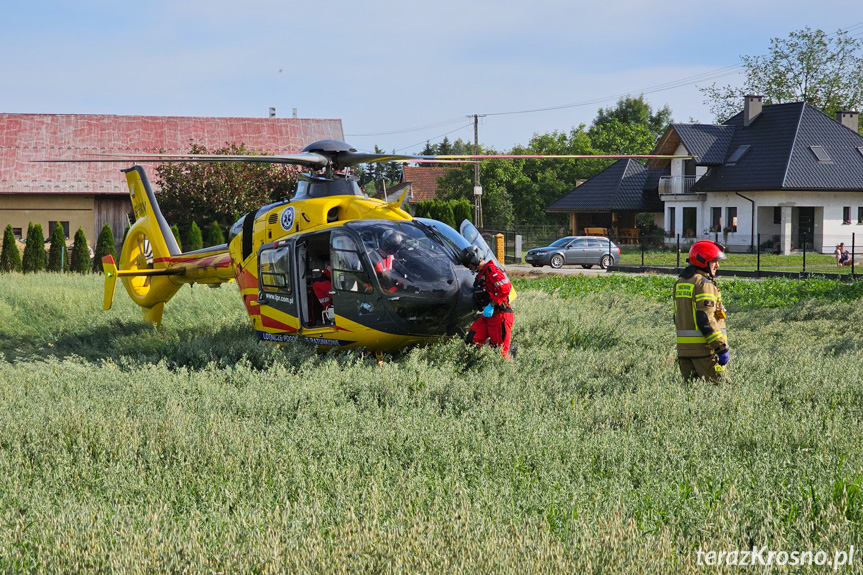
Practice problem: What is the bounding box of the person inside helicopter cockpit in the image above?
[371,229,407,292]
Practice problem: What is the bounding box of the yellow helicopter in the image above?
[80,140,512,353]
[50,139,689,353]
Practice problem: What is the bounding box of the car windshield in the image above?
[549,238,572,248]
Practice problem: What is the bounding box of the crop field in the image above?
[2,272,863,573]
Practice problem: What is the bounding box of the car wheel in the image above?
[581,264,593,269]
[550,254,564,269]
[600,255,612,269]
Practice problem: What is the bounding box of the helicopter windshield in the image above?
[344,220,472,333]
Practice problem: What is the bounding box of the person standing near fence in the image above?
[673,241,730,384]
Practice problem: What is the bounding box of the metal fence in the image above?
[481,226,863,279]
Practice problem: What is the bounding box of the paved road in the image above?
[505,264,609,276]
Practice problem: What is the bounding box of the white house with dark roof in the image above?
[547,96,863,254]
[651,96,863,254]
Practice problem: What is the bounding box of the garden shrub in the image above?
[0,224,22,272]
[22,222,46,273]
[70,227,90,273]
[92,223,116,273]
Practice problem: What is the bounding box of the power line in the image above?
[350,21,863,147]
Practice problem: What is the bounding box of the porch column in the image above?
[782,206,792,255]
[570,212,578,235]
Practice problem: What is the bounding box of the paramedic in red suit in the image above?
[372,229,405,292]
[311,262,332,322]
[461,245,514,358]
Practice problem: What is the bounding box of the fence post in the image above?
[676,234,680,270]
[756,233,760,277]
[853,233,856,277]
[802,234,807,275]
[641,238,644,268]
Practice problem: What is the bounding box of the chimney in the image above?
[269,107,276,118]
[743,95,762,127]
[836,110,859,132]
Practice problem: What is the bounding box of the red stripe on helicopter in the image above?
[260,314,297,332]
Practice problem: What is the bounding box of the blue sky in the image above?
[2,0,861,154]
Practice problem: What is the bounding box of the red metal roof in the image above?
[403,166,448,203]
[0,114,344,195]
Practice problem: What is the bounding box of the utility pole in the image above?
[473,114,483,228]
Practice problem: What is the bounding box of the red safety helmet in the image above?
[688,241,727,268]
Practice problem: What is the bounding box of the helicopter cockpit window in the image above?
[259,246,292,294]
[331,233,372,293]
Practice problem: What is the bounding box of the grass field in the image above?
[2,272,863,573]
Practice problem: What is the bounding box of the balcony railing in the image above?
[659,175,696,195]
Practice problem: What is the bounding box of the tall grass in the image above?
[1,273,862,573]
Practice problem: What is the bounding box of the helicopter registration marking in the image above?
[280,206,295,231]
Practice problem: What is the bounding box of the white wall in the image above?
[662,190,863,253]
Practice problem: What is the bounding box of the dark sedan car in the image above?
[525,236,620,269]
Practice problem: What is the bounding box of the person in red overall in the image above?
[311,262,333,323]
[461,245,514,358]
[372,229,405,292]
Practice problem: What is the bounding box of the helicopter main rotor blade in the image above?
[35,152,330,168]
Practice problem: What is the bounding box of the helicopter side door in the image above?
[329,230,386,329]
[256,241,298,331]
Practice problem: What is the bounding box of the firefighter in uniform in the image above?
[673,240,730,383]
[461,245,514,358]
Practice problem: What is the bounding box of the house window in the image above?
[773,207,782,224]
[858,207,863,224]
[726,207,737,232]
[48,221,70,239]
[843,207,851,224]
[667,207,676,235]
[809,145,832,162]
[725,145,751,165]
[710,207,722,232]
[12,228,22,240]
[683,207,697,238]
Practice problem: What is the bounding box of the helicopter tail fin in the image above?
[102,255,119,310]
[114,166,184,325]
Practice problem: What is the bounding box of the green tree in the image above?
[70,227,90,273]
[452,198,472,227]
[206,221,225,246]
[155,142,299,232]
[0,224,22,272]
[171,224,182,247]
[186,221,203,252]
[93,223,116,273]
[46,222,67,272]
[701,27,863,123]
[594,95,672,142]
[22,222,47,273]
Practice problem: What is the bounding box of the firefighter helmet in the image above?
[688,240,727,268]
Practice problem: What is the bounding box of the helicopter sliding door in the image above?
[329,231,380,327]
[296,232,333,329]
